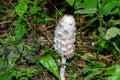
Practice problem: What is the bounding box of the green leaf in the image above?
[30,6,41,14]
[50,52,59,58]
[15,3,28,17]
[16,17,23,26]
[83,67,91,74]
[67,73,77,80]
[75,8,97,14]
[16,71,21,79]
[111,8,119,15]
[44,47,50,53]
[39,54,61,80]
[86,17,97,27]
[0,6,5,13]
[40,13,48,19]
[100,40,108,48]
[105,27,119,40]
[83,68,101,80]
[93,62,106,68]
[98,27,106,38]
[109,20,120,25]
[105,74,120,80]
[22,46,36,63]
[13,25,27,43]
[102,1,118,16]
[104,65,120,80]
[8,50,20,67]
[74,1,83,9]
[0,58,3,69]
[104,65,120,75]
[0,73,11,80]
[34,0,39,6]
[83,0,97,9]
[0,38,8,44]
[20,77,28,80]
[66,0,74,6]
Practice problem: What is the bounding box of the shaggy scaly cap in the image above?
[54,15,76,59]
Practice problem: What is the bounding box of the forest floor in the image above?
[0,0,119,80]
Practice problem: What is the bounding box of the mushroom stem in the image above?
[60,57,66,80]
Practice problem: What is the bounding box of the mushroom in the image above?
[54,15,76,80]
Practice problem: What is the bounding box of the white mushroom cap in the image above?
[54,15,76,59]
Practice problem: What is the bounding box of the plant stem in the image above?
[112,42,120,62]
[60,57,66,80]
[113,42,120,53]
[0,21,13,24]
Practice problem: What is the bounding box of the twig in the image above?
[0,21,13,25]
[48,0,62,16]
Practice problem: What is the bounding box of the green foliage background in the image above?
[0,0,120,80]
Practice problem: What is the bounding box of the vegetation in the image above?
[0,0,120,80]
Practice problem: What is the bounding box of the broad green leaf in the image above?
[0,73,11,80]
[102,1,118,16]
[15,3,28,17]
[105,74,120,80]
[105,65,120,75]
[66,0,74,6]
[83,0,97,9]
[13,25,27,43]
[39,54,61,80]
[105,27,119,40]
[75,8,97,14]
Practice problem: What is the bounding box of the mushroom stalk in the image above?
[60,57,66,80]
[54,15,76,80]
